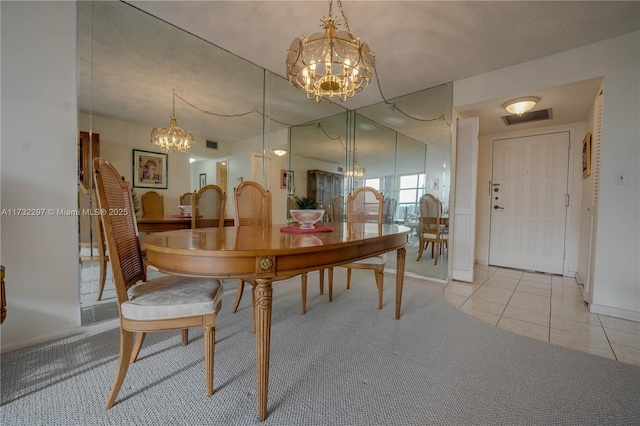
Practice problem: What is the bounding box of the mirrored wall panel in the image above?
[78,2,452,325]
[355,83,453,280]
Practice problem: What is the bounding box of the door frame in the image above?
[482,125,583,277]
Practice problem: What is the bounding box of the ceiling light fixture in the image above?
[151,89,195,153]
[286,0,374,103]
[503,97,540,116]
[345,161,366,178]
[272,149,287,157]
[345,144,366,178]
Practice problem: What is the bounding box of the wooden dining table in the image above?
[141,223,410,422]
[136,215,192,233]
[136,215,235,233]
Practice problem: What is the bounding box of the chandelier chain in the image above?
[175,92,259,118]
[174,91,345,152]
[373,65,445,123]
[336,0,350,33]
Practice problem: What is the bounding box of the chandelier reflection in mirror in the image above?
[150,89,195,153]
[286,0,374,103]
[345,160,366,178]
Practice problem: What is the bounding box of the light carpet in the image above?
[2,270,639,425]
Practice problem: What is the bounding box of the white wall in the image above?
[79,113,235,216]
[78,113,188,215]
[190,159,215,193]
[226,127,290,223]
[1,2,80,350]
[455,31,639,320]
[425,147,449,202]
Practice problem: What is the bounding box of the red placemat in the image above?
[280,226,334,234]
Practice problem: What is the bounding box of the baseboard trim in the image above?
[1,318,119,354]
[589,304,640,323]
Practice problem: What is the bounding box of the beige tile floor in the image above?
[445,265,640,366]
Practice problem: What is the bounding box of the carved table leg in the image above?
[395,247,406,319]
[254,278,273,421]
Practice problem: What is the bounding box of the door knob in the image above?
[493,205,504,210]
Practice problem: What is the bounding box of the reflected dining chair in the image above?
[416,193,448,265]
[141,190,164,218]
[330,195,345,224]
[192,184,225,229]
[93,157,223,409]
[327,186,386,309]
[179,192,193,207]
[94,205,110,301]
[231,181,271,321]
[232,181,315,320]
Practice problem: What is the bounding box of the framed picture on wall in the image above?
[582,132,591,178]
[430,177,439,190]
[133,149,167,189]
[281,170,288,189]
[199,173,206,188]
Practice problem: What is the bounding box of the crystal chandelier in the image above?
[348,160,366,178]
[150,89,195,153]
[286,0,374,103]
[346,144,366,178]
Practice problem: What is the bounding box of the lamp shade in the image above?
[503,97,539,115]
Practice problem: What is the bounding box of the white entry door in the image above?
[489,131,570,274]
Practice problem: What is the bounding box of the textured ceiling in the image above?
[129,1,638,110]
[79,1,639,163]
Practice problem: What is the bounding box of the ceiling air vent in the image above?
[206,140,218,149]
[502,108,553,126]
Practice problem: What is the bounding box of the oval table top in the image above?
[141,223,410,279]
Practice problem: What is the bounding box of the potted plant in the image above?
[293,196,317,209]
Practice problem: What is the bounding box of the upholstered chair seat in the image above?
[122,277,223,320]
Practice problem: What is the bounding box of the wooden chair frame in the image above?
[328,186,386,309]
[416,194,448,265]
[141,190,164,218]
[191,184,226,229]
[179,192,193,206]
[93,157,222,409]
[232,181,317,323]
[231,181,271,330]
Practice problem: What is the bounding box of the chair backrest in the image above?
[347,186,384,232]
[93,157,146,306]
[192,184,226,228]
[330,195,345,223]
[418,193,441,235]
[234,181,272,226]
[180,192,193,206]
[141,191,164,218]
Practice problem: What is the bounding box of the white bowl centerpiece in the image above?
[289,209,325,229]
[178,205,193,217]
